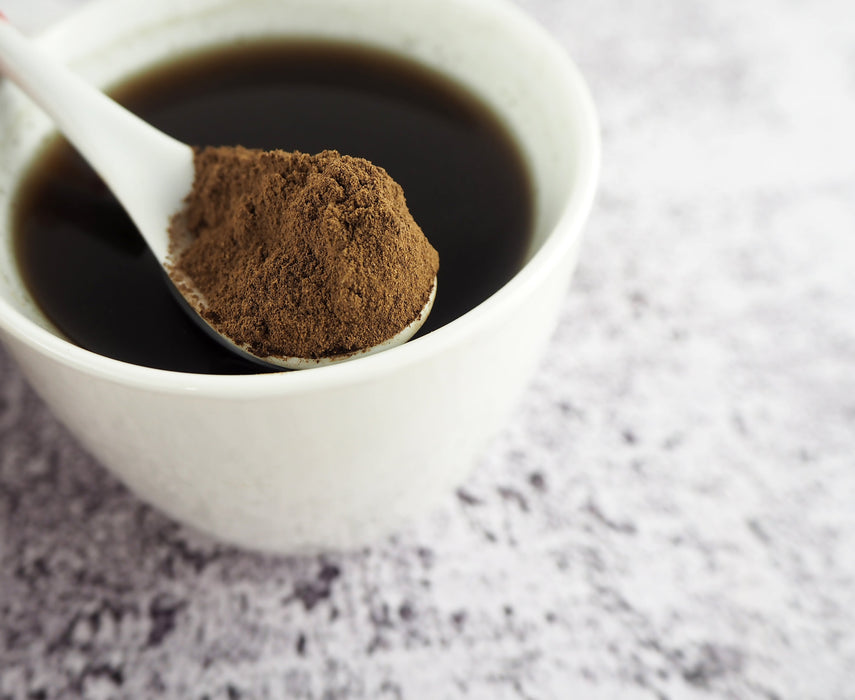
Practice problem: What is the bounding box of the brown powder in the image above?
[168,147,439,359]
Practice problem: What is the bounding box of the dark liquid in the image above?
[13,42,533,374]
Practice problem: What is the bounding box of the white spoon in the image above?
[0,15,436,370]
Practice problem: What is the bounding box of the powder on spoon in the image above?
[168,147,439,360]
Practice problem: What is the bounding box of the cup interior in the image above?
[0,0,597,372]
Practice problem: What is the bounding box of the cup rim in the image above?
[0,0,600,397]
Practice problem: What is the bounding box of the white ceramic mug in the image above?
[0,0,599,552]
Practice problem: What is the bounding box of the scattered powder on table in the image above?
[168,147,439,360]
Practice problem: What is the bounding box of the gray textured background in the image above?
[2,0,854,698]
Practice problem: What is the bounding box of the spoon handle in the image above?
[0,15,193,261]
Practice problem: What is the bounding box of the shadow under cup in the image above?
[0,0,599,552]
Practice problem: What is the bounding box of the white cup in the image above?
[0,0,599,552]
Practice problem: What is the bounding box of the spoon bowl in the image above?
[0,15,436,370]
[175,277,437,370]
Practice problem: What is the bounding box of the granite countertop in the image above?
[1,0,854,698]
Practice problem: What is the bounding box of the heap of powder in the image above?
[168,147,439,360]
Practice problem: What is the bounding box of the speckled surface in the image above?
[2,0,855,698]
